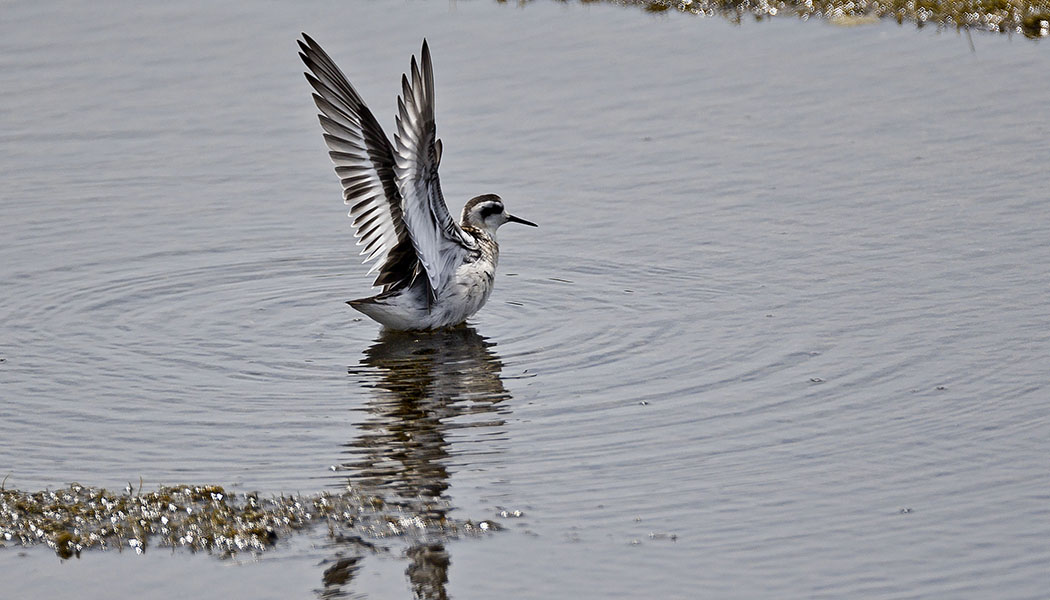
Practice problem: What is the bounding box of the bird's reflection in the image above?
[322,325,510,600]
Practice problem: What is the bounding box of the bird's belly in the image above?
[356,259,497,330]
[433,261,495,325]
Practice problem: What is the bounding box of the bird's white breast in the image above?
[433,243,498,326]
[352,234,501,330]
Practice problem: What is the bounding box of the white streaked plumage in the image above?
[391,41,476,295]
[298,34,536,330]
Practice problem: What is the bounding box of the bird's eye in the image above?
[479,204,504,218]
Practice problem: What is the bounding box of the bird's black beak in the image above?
[506,214,538,227]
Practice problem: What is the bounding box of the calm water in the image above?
[3,1,1050,598]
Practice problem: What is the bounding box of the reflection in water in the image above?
[320,556,362,600]
[406,544,451,600]
[323,326,510,599]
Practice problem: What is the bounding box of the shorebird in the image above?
[298,34,536,331]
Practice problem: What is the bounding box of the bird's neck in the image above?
[463,224,497,244]
[462,225,500,261]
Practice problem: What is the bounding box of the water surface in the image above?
[2,1,1050,598]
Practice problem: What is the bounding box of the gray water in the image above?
[3,1,1050,598]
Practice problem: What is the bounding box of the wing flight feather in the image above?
[298,34,418,291]
[392,40,476,296]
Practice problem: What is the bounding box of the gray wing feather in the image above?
[298,34,419,292]
[392,40,475,296]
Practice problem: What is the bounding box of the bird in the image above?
[298,34,536,331]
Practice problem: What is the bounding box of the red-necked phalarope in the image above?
[298,34,536,331]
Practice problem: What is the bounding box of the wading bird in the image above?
[299,34,536,330]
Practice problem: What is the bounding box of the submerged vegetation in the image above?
[0,483,494,559]
[542,0,1050,36]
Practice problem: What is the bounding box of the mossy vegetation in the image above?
[0,483,492,558]
[529,0,1050,36]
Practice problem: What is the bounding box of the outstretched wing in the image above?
[393,40,476,296]
[298,33,419,292]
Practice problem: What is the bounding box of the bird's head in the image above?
[461,194,537,237]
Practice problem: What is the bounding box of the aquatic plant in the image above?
[523,0,1050,36]
[0,483,496,558]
